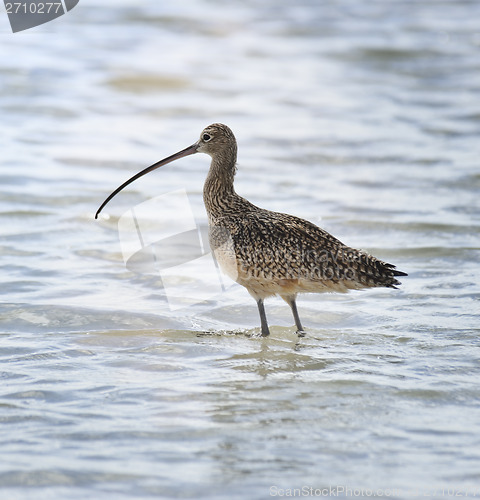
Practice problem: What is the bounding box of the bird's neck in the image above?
[203,150,238,219]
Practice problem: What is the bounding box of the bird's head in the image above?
[95,123,237,219]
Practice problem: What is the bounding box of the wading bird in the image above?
[96,124,406,336]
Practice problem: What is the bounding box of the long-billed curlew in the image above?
[96,123,407,336]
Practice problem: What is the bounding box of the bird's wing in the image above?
[213,209,405,288]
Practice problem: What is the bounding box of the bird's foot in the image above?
[296,329,306,338]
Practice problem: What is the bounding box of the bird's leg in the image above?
[281,295,306,336]
[256,298,270,337]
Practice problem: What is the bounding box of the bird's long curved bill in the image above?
[95,143,198,219]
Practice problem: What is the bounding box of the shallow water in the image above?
[1,0,479,498]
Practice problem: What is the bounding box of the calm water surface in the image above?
[1,1,479,498]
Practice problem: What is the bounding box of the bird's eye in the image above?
[202,133,211,142]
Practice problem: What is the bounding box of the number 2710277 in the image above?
[5,3,63,15]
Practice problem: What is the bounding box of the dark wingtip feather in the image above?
[377,262,407,288]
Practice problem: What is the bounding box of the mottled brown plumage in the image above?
[96,123,407,336]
